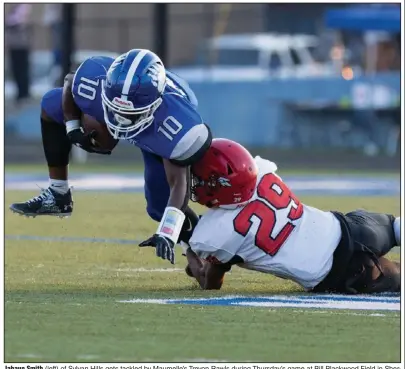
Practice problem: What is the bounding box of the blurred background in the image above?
[4,3,401,170]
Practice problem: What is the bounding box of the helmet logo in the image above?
[148,64,166,93]
[110,53,127,70]
[218,177,231,187]
[166,77,187,98]
[113,97,134,108]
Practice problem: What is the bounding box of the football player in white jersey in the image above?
[183,138,401,294]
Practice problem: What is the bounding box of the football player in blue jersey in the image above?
[10,49,212,264]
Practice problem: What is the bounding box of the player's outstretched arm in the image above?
[163,159,189,211]
[186,249,228,290]
[138,159,190,264]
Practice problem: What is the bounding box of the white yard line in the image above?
[119,294,400,312]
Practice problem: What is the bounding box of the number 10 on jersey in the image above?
[157,116,183,141]
[77,77,99,101]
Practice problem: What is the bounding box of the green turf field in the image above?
[4,191,401,362]
[5,162,400,177]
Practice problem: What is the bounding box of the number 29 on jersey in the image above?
[233,173,304,256]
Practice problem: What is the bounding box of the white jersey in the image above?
[189,157,342,289]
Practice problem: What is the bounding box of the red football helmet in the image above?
[191,138,258,208]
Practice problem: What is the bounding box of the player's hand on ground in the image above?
[139,234,175,264]
[67,128,111,155]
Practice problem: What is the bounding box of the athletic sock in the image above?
[49,179,69,194]
[393,217,401,245]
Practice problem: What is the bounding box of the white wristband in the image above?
[156,206,186,244]
[66,120,81,134]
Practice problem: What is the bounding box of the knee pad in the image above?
[41,118,71,167]
[393,217,401,245]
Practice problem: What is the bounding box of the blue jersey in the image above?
[40,55,211,223]
[125,91,209,164]
[71,56,210,165]
[71,56,115,124]
[40,56,114,125]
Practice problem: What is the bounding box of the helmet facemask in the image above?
[101,80,162,140]
[190,171,233,208]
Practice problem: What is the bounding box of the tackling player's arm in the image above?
[186,248,231,290]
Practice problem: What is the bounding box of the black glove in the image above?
[67,128,111,155]
[139,234,175,264]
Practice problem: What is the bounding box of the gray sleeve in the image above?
[169,123,212,166]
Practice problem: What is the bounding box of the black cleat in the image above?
[9,187,73,218]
